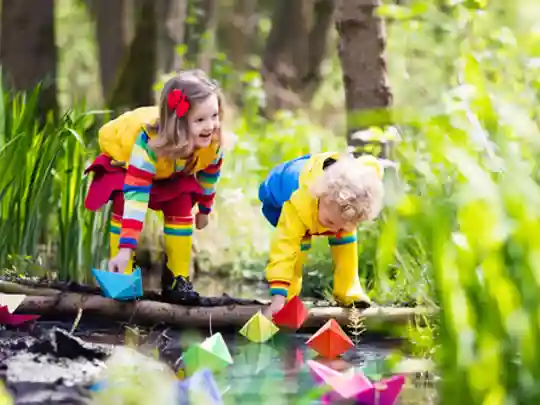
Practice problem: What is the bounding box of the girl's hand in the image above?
[108,248,133,273]
[263,295,287,319]
[195,213,209,230]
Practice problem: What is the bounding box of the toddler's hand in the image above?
[108,248,133,273]
[263,295,287,319]
[195,213,209,230]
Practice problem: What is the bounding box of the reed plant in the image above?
[0,72,108,282]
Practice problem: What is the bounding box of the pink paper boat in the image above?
[354,375,406,405]
[0,305,40,325]
[308,359,342,383]
[308,360,374,403]
[324,373,374,402]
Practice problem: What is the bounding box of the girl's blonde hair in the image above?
[311,155,385,224]
[148,69,223,159]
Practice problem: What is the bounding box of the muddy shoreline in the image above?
[1,327,108,404]
[0,321,189,405]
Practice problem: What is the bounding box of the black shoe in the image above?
[338,299,372,310]
[162,275,200,304]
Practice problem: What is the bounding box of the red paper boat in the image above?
[0,305,40,325]
[272,296,309,329]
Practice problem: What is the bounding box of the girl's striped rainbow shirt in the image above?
[119,131,223,250]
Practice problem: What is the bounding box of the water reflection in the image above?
[217,332,436,404]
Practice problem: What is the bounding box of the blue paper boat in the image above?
[92,267,143,300]
[177,368,223,405]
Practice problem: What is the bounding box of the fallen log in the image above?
[0,280,437,332]
[0,280,61,297]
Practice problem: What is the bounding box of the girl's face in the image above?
[187,93,220,149]
[318,196,357,234]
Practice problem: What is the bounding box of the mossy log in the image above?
[0,280,437,332]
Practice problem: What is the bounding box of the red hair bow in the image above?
[167,89,190,118]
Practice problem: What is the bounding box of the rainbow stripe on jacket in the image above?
[118,131,223,250]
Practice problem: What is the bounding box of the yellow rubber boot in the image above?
[163,215,193,278]
[329,231,371,307]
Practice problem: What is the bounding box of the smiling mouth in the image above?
[200,133,212,138]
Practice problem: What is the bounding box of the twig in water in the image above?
[209,313,213,336]
[69,308,83,335]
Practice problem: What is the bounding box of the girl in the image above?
[259,153,385,317]
[84,69,224,304]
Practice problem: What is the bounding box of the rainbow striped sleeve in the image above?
[195,148,223,214]
[118,131,157,250]
[328,230,357,247]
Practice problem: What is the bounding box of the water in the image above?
[86,322,436,404]
[0,317,437,404]
[1,273,437,404]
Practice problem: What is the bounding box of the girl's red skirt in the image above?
[84,154,204,212]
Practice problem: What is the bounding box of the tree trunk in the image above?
[0,0,58,121]
[261,0,334,113]
[88,0,132,101]
[218,0,258,71]
[196,0,219,73]
[156,0,188,75]
[108,0,157,111]
[335,0,393,146]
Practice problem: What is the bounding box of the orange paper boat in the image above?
[306,319,354,358]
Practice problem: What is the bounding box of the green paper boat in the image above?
[183,333,233,376]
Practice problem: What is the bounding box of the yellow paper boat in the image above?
[239,310,279,343]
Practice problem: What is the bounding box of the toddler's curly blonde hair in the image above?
[311,155,385,224]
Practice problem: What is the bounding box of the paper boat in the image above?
[308,360,405,404]
[183,333,233,376]
[239,310,279,343]
[0,293,26,312]
[0,306,40,325]
[272,296,309,330]
[306,319,354,358]
[178,368,223,405]
[308,360,370,401]
[0,294,40,325]
[308,359,355,383]
[92,267,143,300]
[354,375,406,405]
